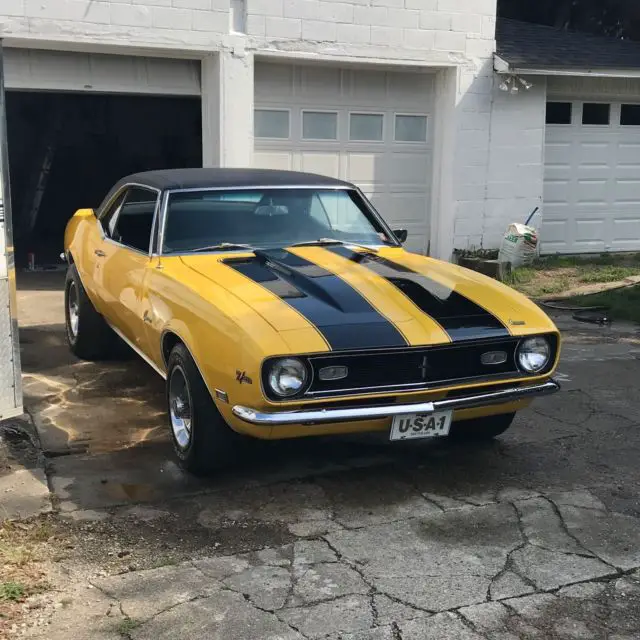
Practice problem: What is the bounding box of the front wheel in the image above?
[64,264,113,360]
[166,343,243,476]
[448,412,516,441]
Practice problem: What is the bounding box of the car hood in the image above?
[180,246,557,353]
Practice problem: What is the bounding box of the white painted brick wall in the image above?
[1,0,502,259]
[453,77,547,251]
[2,0,496,55]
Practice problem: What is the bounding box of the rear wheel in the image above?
[167,343,243,476]
[448,412,516,441]
[64,264,113,360]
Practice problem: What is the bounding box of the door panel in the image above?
[93,186,159,346]
[99,245,150,347]
[77,217,109,311]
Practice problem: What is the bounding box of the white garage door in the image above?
[254,63,434,254]
[543,100,640,254]
[3,48,200,96]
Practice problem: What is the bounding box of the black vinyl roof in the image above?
[118,168,353,191]
[496,18,640,72]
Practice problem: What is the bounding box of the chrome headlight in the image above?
[267,358,308,397]
[517,337,551,373]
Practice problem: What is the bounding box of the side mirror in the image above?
[392,228,408,244]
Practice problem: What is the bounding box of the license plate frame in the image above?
[389,411,453,441]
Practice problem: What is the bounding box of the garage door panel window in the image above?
[394,115,428,142]
[349,113,384,142]
[302,111,338,140]
[582,103,611,126]
[546,102,572,125]
[620,104,640,126]
[108,187,158,254]
[255,109,290,139]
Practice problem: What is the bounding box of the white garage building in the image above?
[2,2,640,420]
[496,19,640,255]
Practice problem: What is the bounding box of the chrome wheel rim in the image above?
[169,365,192,450]
[68,281,79,338]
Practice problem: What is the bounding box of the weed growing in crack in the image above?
[0,582,25,602]
[116,616,141,638]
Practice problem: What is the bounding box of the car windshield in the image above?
[161,188,392,254]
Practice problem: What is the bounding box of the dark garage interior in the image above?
[6,91,202,267]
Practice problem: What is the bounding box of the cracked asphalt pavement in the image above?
[13,272,640,639]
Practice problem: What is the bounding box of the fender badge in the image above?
[235,370,253,384]
[509,319,526,326]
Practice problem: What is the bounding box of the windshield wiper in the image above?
[191,243,254,253]
[290,238,379,252]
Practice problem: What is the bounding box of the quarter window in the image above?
[349,113,384,141]
[395,115,427,142]
[302,111,338,140]
[621,104,640,126]
[255,109,290,139]
[546,102,572,125]
[109,187,158,253]
[582,103,610,125]
[100,192,126,239]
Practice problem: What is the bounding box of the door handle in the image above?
[94,249,106,257]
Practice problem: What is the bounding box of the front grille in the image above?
[261,334,558,401]
[304,337,552,398]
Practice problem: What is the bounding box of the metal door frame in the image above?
[0,40,24,420]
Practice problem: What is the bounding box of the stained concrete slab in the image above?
[131,590,303,640]
[400,611,484,639]
[0,467,50,520]
[278,595,374,637]
[94,563,219,622]
[326,502,522,611]
[0,418,50,520]
[11,275,640,639]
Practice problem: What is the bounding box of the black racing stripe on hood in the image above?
[223,249,408,351]
[326,246,510,343]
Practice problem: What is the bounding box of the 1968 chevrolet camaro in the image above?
[63,168,560,475]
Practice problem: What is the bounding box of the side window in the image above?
[109,187,158,253]
[100,192,126,238]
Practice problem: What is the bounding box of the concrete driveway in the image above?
[14,270,640,639]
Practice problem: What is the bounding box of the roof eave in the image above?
[494,54,640,78]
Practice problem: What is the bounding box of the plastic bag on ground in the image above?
[498,223,538,268]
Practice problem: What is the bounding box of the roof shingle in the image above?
[496,18,640,72]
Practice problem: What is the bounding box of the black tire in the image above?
[64,264,114,360]
[166,343,242,476]
[448,412,516,441]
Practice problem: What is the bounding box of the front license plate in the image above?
[390,411,453,441]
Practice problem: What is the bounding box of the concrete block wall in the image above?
[453,75,547,252]
[1,0,500,260]
[1,0,496,62]
[245,0,496,61]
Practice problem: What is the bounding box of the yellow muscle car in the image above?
[63,168,560,475]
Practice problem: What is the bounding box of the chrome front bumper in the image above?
[232,380,560,426]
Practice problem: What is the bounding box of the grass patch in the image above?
[148,556,179,570]
[117,617,141,637]
[565,284,640,324]
[0,517,58,635]
[504,252,640,298]
[502,267,536,288]
[578,266,639,284]
[0,582,25,602]
[534,253,618,269]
